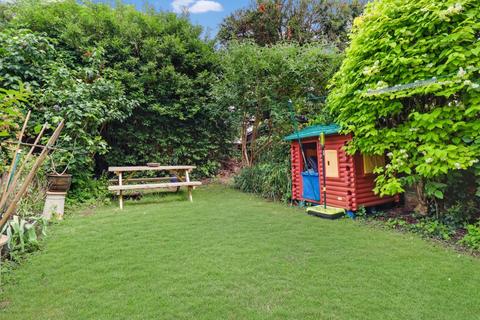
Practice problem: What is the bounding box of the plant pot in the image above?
[47,174,72,193]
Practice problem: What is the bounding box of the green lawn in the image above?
[1,185,479,319]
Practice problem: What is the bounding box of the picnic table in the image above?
[108,165,202,209]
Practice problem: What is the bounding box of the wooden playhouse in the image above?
[284,124,397,212]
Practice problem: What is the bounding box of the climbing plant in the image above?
[327,0,480,213]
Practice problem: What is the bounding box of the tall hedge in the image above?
[327,0,480,204]
[1,0,232,179]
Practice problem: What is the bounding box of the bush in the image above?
[327,0,480,210]
[234,161,291,203]
[459,222,480,251]
[0,0,232,183]
[0,85,29,173]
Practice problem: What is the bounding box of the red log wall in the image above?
[290,134,396,211]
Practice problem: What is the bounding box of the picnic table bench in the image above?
[108,165,202,209]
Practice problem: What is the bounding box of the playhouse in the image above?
[284,124,397,212]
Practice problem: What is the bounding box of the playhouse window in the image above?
[302,143,318,173]
[363,155,386,174]
[325,150,339,178]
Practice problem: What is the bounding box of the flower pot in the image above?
[47,174,72,193]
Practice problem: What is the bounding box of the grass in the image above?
[1,185,479,319]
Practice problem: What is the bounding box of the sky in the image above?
[102,0,251,37]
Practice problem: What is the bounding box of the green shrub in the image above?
[0,0,232,182]
[0,85,29,173]
[67,176,111,207]
[234,161,291,203]
[327,0,480,202]
[385,217,455,241]
[459,222,480,251]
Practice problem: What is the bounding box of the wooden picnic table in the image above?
[108,165,201,209]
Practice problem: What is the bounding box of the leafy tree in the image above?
[214,41,340,167]
[1,0,232,179]
[217,0,365,48]
[327,0,480,214]
[0,28,135,182]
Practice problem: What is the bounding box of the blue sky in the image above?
[102,0,251,36]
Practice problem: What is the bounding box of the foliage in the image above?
[385,217,455,240]
[1,215,48,262]
[66,175,111,206]
[459,222,480,251]
[214,41,341,167]
[234,159,291,202]
[327,0,480,212]
[218,0,365,48]
[0,86,29,173]
[0,27,135,185]
[0,0,231,183]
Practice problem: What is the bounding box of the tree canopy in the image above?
[217,0,364,48]
[327,0,480,208]
[0,0,233,181]
[213,41,341,167]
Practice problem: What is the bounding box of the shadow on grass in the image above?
[117,191,190,207]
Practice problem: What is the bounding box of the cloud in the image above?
[189,1,223,13]
[171,0,223,14]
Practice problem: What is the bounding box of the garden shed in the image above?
[284,124,397,212]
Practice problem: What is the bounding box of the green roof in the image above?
[284,124,341,141]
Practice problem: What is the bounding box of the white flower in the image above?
[425,157,434,164]
[444,3,463,16]
[464,80,472,86]
[454,163,462,169]
[376,81,388,89]
[471,83,479,89]
[362,60,380,77]
[458,67,466,77]
[387,152,394,158]
[410,127,419,132]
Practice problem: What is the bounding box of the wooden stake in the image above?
[1,111,31,200]
[0,123,47,211]
[118,172,124,210]
[0,120,64,230]
[185,170,193,202]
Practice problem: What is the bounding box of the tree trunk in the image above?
[240,113,250,167]
[248,113,261,166]
[414,180,429,215]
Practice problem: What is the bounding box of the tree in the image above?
[1,0,232,180]
[0,28,135,182]
[327,0,480,214]
[214,41,341,167]
[217,0,365,48]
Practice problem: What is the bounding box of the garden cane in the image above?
[320,132,327,209]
